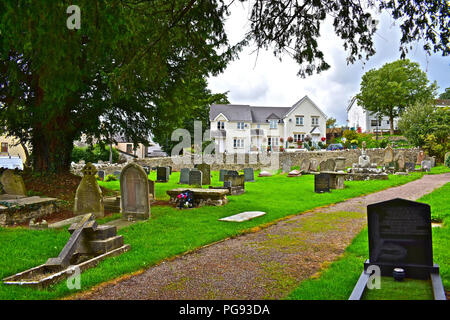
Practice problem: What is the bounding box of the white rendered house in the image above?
[209,96,327,153]
[346,96,399,133]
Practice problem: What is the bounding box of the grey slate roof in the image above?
[210,104,291,123]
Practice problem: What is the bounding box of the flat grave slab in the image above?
[219,211,266,222]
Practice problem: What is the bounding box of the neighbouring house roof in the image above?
[346,96,358,113]
[210,95,325,123]
[435,99,450,107]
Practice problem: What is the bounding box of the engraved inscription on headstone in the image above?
[196,163,211,185]
[179,168,190,184]
[156,166,170,182]
[120,163,150,220]
[243,168,255,182]
[367,198,433,278]
[314,173,330,193]
[189,169,202,187]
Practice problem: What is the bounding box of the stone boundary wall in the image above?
[71,148,423,176]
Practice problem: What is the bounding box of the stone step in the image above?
[89,235,124,255]
[89,225,118,240]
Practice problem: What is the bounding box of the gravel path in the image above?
[71,173,450,300]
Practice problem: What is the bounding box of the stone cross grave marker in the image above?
[314,173,330,193]
[120,163,150,220]
[74,163,104,218]
[179,168,190,184]
[189,169,202,187]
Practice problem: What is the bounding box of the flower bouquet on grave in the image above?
[176,190,194,209]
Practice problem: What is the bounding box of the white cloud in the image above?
[208,3,450,125]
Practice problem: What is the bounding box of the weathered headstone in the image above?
[319,159,336,172]
[281,159,292,173]
[120,163,150,220]
[421,160,431,172]
[243,168,255,182]
[396,153,406,171]
[405,162,415,172]
[425,157,436,168]
[309,158,319,172]
[383,145,395,164]
[300,159,310,173]
[189,169,203,187]
[142,166,150,175]
[0,169,26,196]
[156,166,170,182]
[314,173,330,193]
[179,168,190,184]
[148,179,155,200]
[74,163,104,218]
[335,157,346,171]
[219,169,228,182]
[196,163,211,185]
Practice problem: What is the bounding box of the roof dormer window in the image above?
[217,121,225,130]
[269,119,278,129]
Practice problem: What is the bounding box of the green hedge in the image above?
[71,144,119,163]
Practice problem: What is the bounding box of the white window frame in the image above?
[311,117,319,126]
[371,119,381,127]
[237,122,245,129]
[293,134,305,142]
[296,116,304,126]
[217,121,225,130]
[269,120,278,129]
[268,137,279,146]
[233,138,244,148]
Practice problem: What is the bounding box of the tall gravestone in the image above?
[243,168,255,182]
[416,150,426,165]
[383,145,394,165]
[396,153,406,172]
[189,169,203,187]
[74,163,104,218]
[156,166,170,182]
[0,169,26,196]
[148,179,156,200]
[120,163,150,220]
[335,157,346,171]
[281,159,292,173]
[179,168,190,184]
[196,163,211,185]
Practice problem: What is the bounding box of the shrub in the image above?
[445,153,450,168]
[71,144,119,163]
[105,174,118,182]
[343,129,359,141]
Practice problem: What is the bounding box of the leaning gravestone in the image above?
[314,173,330,193]
[309,158,319,172]
[196,163,211,185]
[156,166,170,182]
[300,159,310,173]
[349,198,445,300]
[383,145,394,165]
[320,159,336,172]
[243,168,255,182]
[74,163,104,218]
[120,163,150,220]
[179,168,190,184]
[0,169,26,196]
[189,169,202,187]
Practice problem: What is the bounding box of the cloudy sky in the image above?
[207,2,450,125]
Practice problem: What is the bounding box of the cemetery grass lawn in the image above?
[286,181,450,300]
[0,168,445,300]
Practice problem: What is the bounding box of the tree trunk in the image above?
[390,115,394,135]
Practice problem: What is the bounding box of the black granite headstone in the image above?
[367,198,434,279]
[156,166,170,182]
[314,173,330,193]
[243,168,255,182]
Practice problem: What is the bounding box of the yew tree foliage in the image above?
[0,0,448,173]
